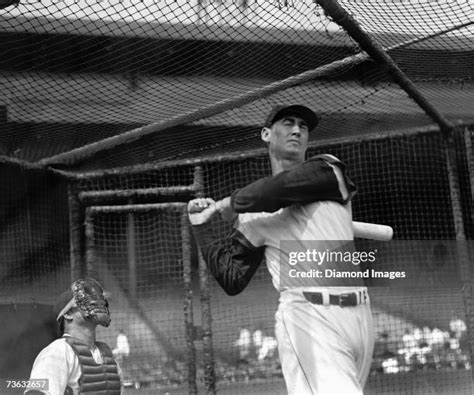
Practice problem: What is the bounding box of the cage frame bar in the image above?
[84,207,99,279]
[181,207,199,395]
[194,166,217,395]
[461,127,474,369]
[78,185,197,205]
[443,130,474,381]
[73,176,201,393]
[84,201,199,393]
[51,122,471,181]
[68,182,85,281]
[86,202,187,213]
[464,128,474,216]
[127,198,137,302]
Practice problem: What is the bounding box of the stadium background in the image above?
[0,1,473,394]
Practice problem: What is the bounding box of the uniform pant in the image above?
[275,288,374,395]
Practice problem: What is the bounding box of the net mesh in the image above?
[59,130,470,394]
[0,0,473,394]
[0,1,472,167]
[0,134,472,392]
[0,162,69,303]
[89,206,190,388]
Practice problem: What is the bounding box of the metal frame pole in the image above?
[182,209,198,395]
[194,165,217,395]
[68,182,85,280]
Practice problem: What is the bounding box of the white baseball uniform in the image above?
[25,334,122,395]
[192,155,374,394]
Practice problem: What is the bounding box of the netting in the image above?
[86,204,192,389]
[0,161,69,299]
[0,0,473,394]
[0,1,472,168]
[0,161,69,383]
[52,128,470,394]
[0,134,472,393]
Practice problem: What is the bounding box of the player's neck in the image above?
[270,157,303,175]
[66,325,97,347]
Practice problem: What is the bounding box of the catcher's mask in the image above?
[55,278,111,327]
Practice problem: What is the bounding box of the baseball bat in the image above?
[353,221,393,241]
[195,200,393,241]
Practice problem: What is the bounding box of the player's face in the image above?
[70,307,100,330]
[262,115,309,162]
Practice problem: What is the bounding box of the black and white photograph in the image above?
[0,1,473,394]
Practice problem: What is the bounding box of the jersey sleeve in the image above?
[192,223,265,296]
[231,155,357,213]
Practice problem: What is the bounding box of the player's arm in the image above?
[188,199,264,296]
[230,155,357,213]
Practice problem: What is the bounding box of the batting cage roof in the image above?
[0,0,472,171]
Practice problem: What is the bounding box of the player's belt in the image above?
[302,291,367,307]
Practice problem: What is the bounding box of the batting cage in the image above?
[0,0,473,394]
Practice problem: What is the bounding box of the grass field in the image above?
[95,265,470,395]
[115,279,472,395]
[124,370,472,395]
[100,276,466,362]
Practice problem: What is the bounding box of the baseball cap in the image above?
[53,287,75,322]
[264,104,319,132]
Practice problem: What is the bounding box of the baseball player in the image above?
[25,278,122,395]
[188,104,374,394]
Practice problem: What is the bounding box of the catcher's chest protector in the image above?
[65,337,121,394]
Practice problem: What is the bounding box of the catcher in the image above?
[24,278,122,395]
